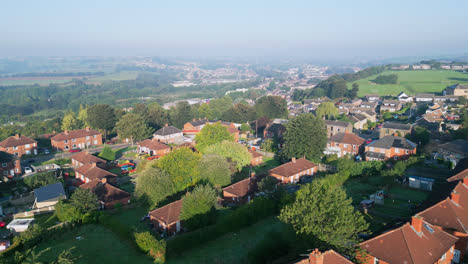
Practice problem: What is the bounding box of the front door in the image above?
[453,249,460,263]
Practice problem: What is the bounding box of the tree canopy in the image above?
[157,147,202,190]
[279,180,368,254]
[70,188,99,213]
[61,112,78,131]
[282,113,326,161]
[315,102,339,120]
[255,96,288,119]
[115,113,153,145]
[198,154,232,187]
[98,145,116,161]
[203,141,252,171]
[195,123,233,153]
[180,185,218,230]
[86,104,116,138]
[135,167,176,207]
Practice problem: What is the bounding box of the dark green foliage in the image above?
[195,123,233,153]
[180,185,218,230]
[247,226,295,264]
[258,176,278,193]
[98,145,115,161]
[86,104,116,138]
[135,167,176,207]
[198,154,231,187]
[407,126,429,147]
[255,96,288,119]
[157,147,202,191]
[115,113,153,145]
[23,171,58,189]
[282,113,327,161]
[222,103,256,123]
[373,74,398,84]
[55,201,84,222]
[171,101,193,129]
[316,75,348,99]
[70,188,99,214]
[53,247,77,264]
[134,232,166,263]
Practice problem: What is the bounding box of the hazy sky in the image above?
[1,0,468,60]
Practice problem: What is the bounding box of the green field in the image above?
[86,71,139,83]
[36,224,153,264]
[349,70,468,97]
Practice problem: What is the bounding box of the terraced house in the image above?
[379,122,412,138]
[51,128,103,151]
[0,134,37,157]
[324,120,353,138]
[365,135,417,161]
[269,158,317,184]
[0,151,21,177]
[325,132,365,158]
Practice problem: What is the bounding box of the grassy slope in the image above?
[349,70,468,97]
[36,224,153,264]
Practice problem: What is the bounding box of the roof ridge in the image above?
[400,224,416,264]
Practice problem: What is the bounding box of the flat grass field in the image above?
[349,70,468,97]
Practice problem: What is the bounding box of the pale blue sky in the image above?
[1,0,467,60]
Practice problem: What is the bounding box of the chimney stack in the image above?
[292,157,296,163]
[91,162,97,168]
[309,249,324,264]
[86,127,90,131]
[250,172,256,178]
[165,124,168,127]
[65,130,69,135]
[101,177,107,184]
[451,192,460,205]
[412,216,423,233]
[15,134,20,139]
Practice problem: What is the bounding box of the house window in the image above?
[13,146,18,150]
[64,140,68,144]
[93,135,97,138]
[72,144,77,148]
[441,253,446,261]
[1,163,6,167]
[353,145,356,149]
[3,171,7,176]
[406,150,409,154]
[65,145,69,149]
[395,148,400,153]
[72,138,76,142]
[25,144,30,149]
[370,147,374,151]
[86,136,90,140]
[343,144,348,148]
[15,168,18,173]
[374,258,379,264]
[94,140,98,144]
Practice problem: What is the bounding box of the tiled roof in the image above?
[418,196,468,234]
[367,135,416,150]
[71,152,106,165]
[51,128,101,141]
[149,199,183,226]
[439,139,468,156]
[0,135,36,148]
[295,249,354,264]
[139,139,171,151]
[223,178,255,197]
[329,133,365,145]
[360,220,458,264]
[189,119,208,127]
[75,164,117,181]
[381,122,412,131]
[80,180,130,203]
[154,125,182,136]
[325,120,351,128]
[447,168,468,182]
[0,151,17,163]
[269,158,317,178]
[34,183,66,203]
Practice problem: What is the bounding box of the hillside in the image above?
[349,70,468,97]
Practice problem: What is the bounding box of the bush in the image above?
[23,171,59,189]
[134,232,166,263]
[55,201,83,222]
[98,145,116,161]
[373,74,398,84]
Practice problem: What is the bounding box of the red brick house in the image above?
[71,151,107,168]
[223,177,256,205]
[149,199,183,236]
[324,120,353,138]
[75,163,117,185]
[248,149,263,166]
[183,119,209,135]
[295,249,354,264]
[138,139,171,157]
[325,132,365,158]
[417,179,468,263]
[51,128,103,151]
[80,178,131,209]
[0,134,37,157]
[365,135,417,161]
[269,158,317,184]
[0,151,21,177]
[358,216,458,264]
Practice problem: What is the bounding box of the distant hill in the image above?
[348,70,468,97]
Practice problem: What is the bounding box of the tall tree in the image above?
[255,96,288,119]
[135,167,176,207]
[147,102,170,130]
[61,112,78,131]
[70,188,99,213]
[195,123,233,153]
[180,185,218,230]
[77,104,89,128]
[115,113,153,146]
[348,83,359,98]
[282,113,326,161]
[279,180,368,254]
[208,97,232,120]
[204,141,252,171]
[222,103,256,123]
[198,103,215,120]
[171,101,193,129]
[198,154,231,187]
[86,104,116,139]
[315,102,339,120]
[157,147,202,191]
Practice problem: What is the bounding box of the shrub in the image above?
[98,145,116,161]
[55,201,83,222]
[23,171,59,189]
[134,232,166,263]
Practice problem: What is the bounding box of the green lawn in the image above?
[36,224,153,264]
[109,206,150,232]
[119,182,136,193]
[167,217,283,264]
[349,70,468,97]
[86,71,138,83]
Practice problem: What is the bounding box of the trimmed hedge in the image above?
[135,231,166,263]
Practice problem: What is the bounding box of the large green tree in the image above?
[61,112,78,131]
[198,103,215,120]
[255,96,288,119]
[180,185,218,230]
[279,180,368,254]
[135,167,176,207]
[171,101,193,129]
[157,147,202,190]
[147,102,170,130]
[115,113,153,146]
[86,104,116,139]
[70,188,99,213]
[198,154,231,187]
[195,123,233,152]
[203,141,251,171]
[222,103,256,123]
[282,113,326,161]
[315,102,339,120]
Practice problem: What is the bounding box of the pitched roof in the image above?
[189,119,208,127]
[295,249,354,264]
[154,125,182,136]
[0,135,36,148]
[75,164,117,180]
[149,199,183,225]
[71,152,106,165]
[80,180,130,203]
[417,196,468,234]
[329,133,365,145]
[34,183,66,202]
[439,139,468,156]
[350,113,367,122]
[223,177,255,197]
[138,139,171,151]
[367,135,416,150]
[269,158,317,178]
[381,122,412,131]
[360,220,458,264]
[324,120,351,128]
[447,168,468,182]
[0,151,17,163]
[51,128,101,141]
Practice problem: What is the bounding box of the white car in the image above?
[24,167,33,174]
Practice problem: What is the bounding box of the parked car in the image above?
[43,149,50,155]
[24,167,33,174]
[366,139,373,144]
[69,149,81,153]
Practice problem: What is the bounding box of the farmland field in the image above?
[349,70,468,97]
[86,71,139,83]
